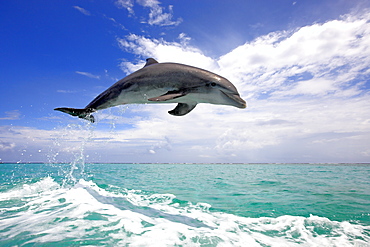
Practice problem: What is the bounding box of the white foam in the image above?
[1,178,369,246]
[0,177,60,200]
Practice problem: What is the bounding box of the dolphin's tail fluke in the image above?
[54,107,95,123]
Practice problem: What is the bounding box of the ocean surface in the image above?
[0,162,369,246]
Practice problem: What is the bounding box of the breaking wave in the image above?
[1,177,369,246]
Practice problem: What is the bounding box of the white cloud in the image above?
[57,89,77,94]
[217,13,370,99]
[140,0,182,26]
[73,6,91,16]
[115,0,134,15]
[115,0,182,26]
[117,34,218,72]
[104,15,127,30]
[276,78,337,96]
[178,33,191,45]
[0,110,20,120]
[0,141,15,151]
[75,71,101,79]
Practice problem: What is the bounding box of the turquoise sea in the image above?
[0,163,369,246]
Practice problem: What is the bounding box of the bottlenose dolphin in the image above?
[55,58,246,123]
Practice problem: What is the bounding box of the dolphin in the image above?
[55,58,246,123]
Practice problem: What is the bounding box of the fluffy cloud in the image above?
[115,0,182,26]
[115,0,134,14]
[218,13,370,99]
[137,0,182,26]
[117,34,218,72]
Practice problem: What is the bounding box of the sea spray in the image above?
[62,121,95,186]
[50,106,130,187]
[47,120,95,186]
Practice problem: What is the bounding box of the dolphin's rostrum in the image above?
[55,58,246,122]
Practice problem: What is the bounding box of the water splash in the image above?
[50,106,131,187]
[63,121,95,186]
[47,119,95,187]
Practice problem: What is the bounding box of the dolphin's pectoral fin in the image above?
[148,90,187,102]
[169,103,197,116]
[54,107,95,123]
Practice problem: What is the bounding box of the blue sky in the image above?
[1,0,370,163]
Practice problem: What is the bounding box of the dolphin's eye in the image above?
[206,82,217,87]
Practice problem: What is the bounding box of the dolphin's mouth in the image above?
[222,91,247,108]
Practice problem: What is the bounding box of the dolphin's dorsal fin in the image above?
[144,58,158,67]
[169,103,197,116]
